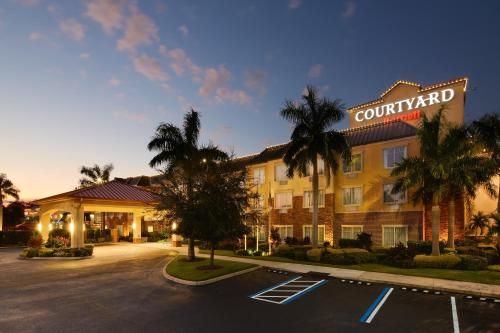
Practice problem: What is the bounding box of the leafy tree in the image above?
[392,109,450,256]
[469,113,500,212]
[0,174,20,231]
[280,86,351,247]
[2,201,25,230]
[79,164,114,187]
[468,211,490,236]
[148,109,227,261]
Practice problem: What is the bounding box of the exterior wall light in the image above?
[70,222,74,234]
[37,223,42,232]
[132,222,136,230]
[172,222,177,231]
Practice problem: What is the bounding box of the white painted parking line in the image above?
[359,287,394,324]
[250,276,327,305]
[451,296,460,333]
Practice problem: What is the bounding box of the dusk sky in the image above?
[1,0,499,200]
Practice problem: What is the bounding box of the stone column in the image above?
[40,212,51,242]
[71,206,85,248]
[133,213,142,243]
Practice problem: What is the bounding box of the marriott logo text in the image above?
[354,88,455,122]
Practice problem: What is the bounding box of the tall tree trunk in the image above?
[210,241,215,268]
[431,196,441,256]
[0,197,3,232]
[497,174,500,213]
[447,197,455,250]
[187,237,195,261]
[311,158,319,248]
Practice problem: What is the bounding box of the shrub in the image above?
[323,241,331,247]
[38,248,55,257]
[414,254,461,269]
[94,229,101,240]
[49,228,70,239]
[306,248,324,262]
[339,238,361,248]
[45,236,69,248]
[455,238,478,247]
[1,230,33,245]
[383,243,416,268]
[488,265,500,272]
[25,248,39,258]
[407,240,446,255]
[253,250,263,257]
[217,239,240,251]
[321,248,375,265]
[302,236,310,245]
[235,249,251,256]
[458,255,488,270]
[86,229,95,240]
[27,234,43,249]
[284,237,299,245]
[357,232,373,251]
[84,245,94,256]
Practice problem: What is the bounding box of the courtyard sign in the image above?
[354,88,455,123]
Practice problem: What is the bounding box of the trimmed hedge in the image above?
[339,239,362,248]
[407,240,446,255]
[306,248,323,262]
[0,231,32,246]
[458,255,488,270]
[414,254,462,269]
[322,248,375,265]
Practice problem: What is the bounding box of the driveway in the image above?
[0,244,498,333]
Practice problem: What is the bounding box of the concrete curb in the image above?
[162,256,260,286]
[20,255,94,261]
[202,254,500,298]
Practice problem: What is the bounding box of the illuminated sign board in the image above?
[354,88,455,123]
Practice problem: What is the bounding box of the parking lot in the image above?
[0,244,498,333]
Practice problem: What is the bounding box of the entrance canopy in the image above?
[32,180,161,248]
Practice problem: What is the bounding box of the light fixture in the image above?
[172,222,177,231]
[49,224,53,231]
[132,222,136,230]
[70,222,74,234]
[37,223,42,232]
[202,158,207,163]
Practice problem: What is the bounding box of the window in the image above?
[147,225,154,233]
[305,158,325,176]
[275,192,293,209]
[383,184,407,204]
[383,146,407,168]
[275,225,293,239]
[275,164,288,182]
[343,187,362,206]
[303,190,325,208]
[253,168,265,185]
[252,194,265,209]
[383,225,408,247]
[343,153,363,173]
[252,225,267,240]
[341,225,363,239]
[303,225,325,242]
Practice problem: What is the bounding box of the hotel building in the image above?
[238,77,473,247]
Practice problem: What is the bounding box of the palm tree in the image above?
[79,164,114,187]
[392,109,450,256]
[468,211,489,236]
[488,212,499,249]
[280,86,351,248]
[0,174,20,232]
[470,113,500,212]
[147,109,227,260]
[440,126,497,249]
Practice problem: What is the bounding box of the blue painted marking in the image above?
[359,287,390,323]
[248,276,300,298]
[282,279,328,304]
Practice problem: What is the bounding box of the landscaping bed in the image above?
[20,245,94,258]
[166,255,256,282]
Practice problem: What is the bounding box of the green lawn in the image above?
[166,255,256,281]
[198,249,500,285]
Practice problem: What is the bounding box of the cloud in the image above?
[342,0,356,17]
[132,54,168,81]
[109,77,121,86]
[177,95,195,112]
[178,24,189,36]
[28,31,45,41]
[59,19,85,41]
[215,88,251,105]
[288,0,302,9]
[244,69,268,94]
[308,64,324,78]
[163,47,201,77]
[113,110,147,123]
[199,66,232,97]
[79,53,91,59]
[85,0,124,34]
[117,4,158,51]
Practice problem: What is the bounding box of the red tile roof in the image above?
[33,180,161,204]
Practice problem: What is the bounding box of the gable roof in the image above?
[33,180,161,204]
[348,77,468,112]
[235,120,417,167]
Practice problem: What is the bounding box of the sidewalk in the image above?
[138,243,500,298]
